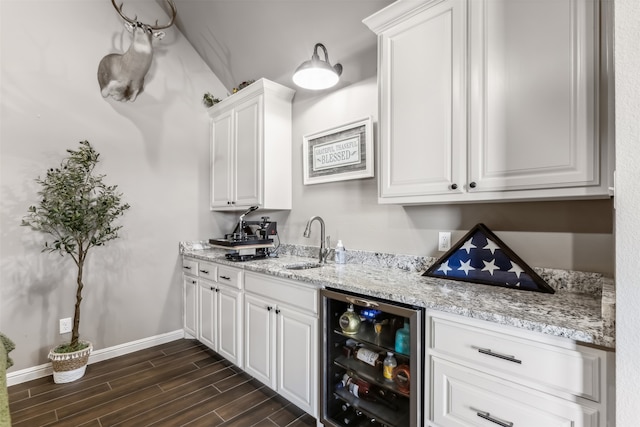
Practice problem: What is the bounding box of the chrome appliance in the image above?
[321,288,424,427]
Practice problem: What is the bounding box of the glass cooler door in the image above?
[320,288,424,427]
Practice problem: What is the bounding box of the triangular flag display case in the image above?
[423,223,555,294]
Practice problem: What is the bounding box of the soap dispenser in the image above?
[335,240,346,264]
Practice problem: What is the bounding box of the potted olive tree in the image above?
[22,141,130,383]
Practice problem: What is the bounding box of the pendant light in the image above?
[293,43,343,90]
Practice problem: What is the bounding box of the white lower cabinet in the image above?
[198,266,243,368]
[183,275,198,339]
[425,310,615,427]
[182,258,243,368]
[182,257,319,418]
[182,258,200,339]
[244,272,319,417]
[198,281,216,349]
[432,357,599,427]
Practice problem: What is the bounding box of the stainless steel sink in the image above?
[284,262,324,270]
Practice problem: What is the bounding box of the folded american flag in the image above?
[424,223,554,294]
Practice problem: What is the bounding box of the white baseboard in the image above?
[6,329,186,387]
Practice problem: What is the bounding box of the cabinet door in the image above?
[198,280,217,350]
[210,108,234,209]
[233,94,263,207]
[183,276,198,338]
[217,285,243,368]
[244,293,276,388]
[276,306,317,417]
[468,0,600,193]
[432,357,599,427]
[378,0,466,200]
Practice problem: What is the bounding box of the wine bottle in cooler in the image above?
[342,407,364,425]
[341,374,398,410]
[353,346,384,368]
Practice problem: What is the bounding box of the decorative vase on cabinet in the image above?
[363,0,613,205]
[208,78,295,211]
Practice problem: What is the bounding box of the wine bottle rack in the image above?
[334,356,410,398]
[321,288,423,427]
[333,320,411,357]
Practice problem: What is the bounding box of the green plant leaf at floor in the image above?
[53,342,90,354]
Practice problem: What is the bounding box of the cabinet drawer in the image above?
[217,265,243,289]
[182,258,198,276]
[245,272,318,314]
[430,316,602,401]
[432,357,599,427]
[197,261,217,281]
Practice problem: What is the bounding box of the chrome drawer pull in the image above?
[475,347,522,364]
[345,296,379,308]
[472,408,513,427]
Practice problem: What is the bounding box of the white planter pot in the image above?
[48,341,92,384]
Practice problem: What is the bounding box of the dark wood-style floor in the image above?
[8,339,317,427]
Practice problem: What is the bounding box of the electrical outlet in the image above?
[59,317,72,334]
[438,232,451,251]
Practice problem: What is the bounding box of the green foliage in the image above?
[53,341,90,354]
[22,140,130,349]
[202,92,221,108]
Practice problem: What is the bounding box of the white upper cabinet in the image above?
[373,0,467,199]
[209,78,295,211]
[364,0,613,204]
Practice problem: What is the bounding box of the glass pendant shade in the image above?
[293,43,343,90]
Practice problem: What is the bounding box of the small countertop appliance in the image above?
[209,206,278,261]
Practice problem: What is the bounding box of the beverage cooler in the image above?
[320,288,424,427]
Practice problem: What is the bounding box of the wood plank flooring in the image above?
[8,339,317,427]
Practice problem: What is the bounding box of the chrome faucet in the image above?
[303,216,331,264]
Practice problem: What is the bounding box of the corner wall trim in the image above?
[6,329,187,386]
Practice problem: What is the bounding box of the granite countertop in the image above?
[180,242,615,349]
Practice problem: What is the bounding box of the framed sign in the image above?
[303,117,374,185]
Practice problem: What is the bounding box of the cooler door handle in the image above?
[345,296,379,308]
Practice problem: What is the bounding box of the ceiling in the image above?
[171,0,394,94]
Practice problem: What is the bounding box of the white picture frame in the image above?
[302,117,374,185]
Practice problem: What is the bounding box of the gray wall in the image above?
[0,0,227,371]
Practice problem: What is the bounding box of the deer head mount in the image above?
[97,0,177,102]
